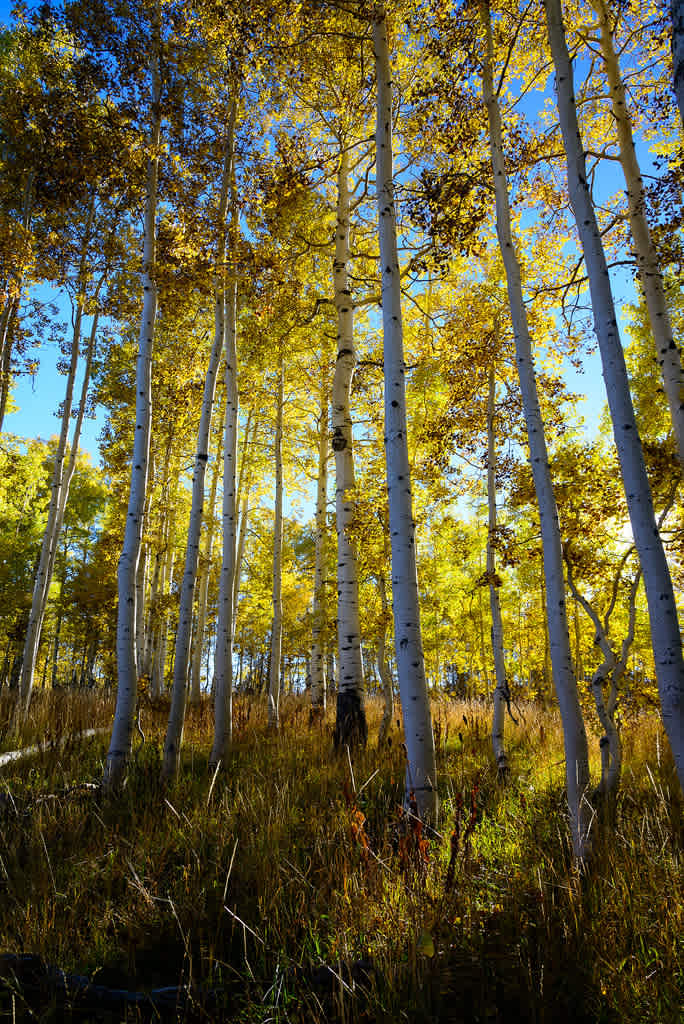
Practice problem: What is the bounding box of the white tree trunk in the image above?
[209,273,239,765]
[135,539,148,679]
[546,0,684,796]
[164,112,236,779]
[267,359,284,731]
[487,366,509,776]
[190,406,223,704]
[373,9,436,822]
[232,410,258,632]
[18,294,87,712]
[480,0,591,858]
[310,372,329,717]
[673,0,684,129]
[17,214,102,713]
[590,0,684,466]
[331,146,367,749]
[151,497,176,699]
[144,546,162,685]
[375,569,394,749]
[104,41,161,790]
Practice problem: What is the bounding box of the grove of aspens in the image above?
[0,0,682,1020]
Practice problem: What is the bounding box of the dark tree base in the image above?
[333,690,367,749]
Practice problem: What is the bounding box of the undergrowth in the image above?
[0,695,681,1022]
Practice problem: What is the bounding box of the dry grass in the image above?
[0,693,681,1022]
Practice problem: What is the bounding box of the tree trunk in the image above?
[672,0,684,129]
[0,296,19,432]
[151,499,176,699]
[189,403,223,704]
[135,539,148,679]
[267,359,284,731]
[208,277,239,762]
[590,0,684,466]
[546,0,684,796]
[332,146,366,749]
[487,365,509,776]
[480,0,591,858]
[373,8,436,821]
[164,107,236,779]
[18,294,86,712]
[104,35,161,790]
[311,369,329,718]
[375,569,394,749]
[232,411,258,632]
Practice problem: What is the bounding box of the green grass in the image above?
[0,693,681,1022]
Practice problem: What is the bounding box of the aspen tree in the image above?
[479,0,591,857]
[104,18,162,790]
[373,6,437,821]
[332,146,367,747]
[209,262,240,764]
[585,0,684,466]
[17,201,100,713]
[190,399,224,704]
[310,367,329,717]
[164,104,237,779]
[267,357,285,731]
[486,365,509,775]
[233,411,260,632]
[375,546,394,749]
[545,0,684,794]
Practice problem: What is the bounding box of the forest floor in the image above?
[0,691,681,1023]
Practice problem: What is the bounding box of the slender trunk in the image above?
[546,0,684,795]
[144,545,162,686]
[590,0,684,465]
[18,288,100,714]
[565,558,638,801]
[332,146,366,749]
[0,296,19,432]
[267,359,284,731]
[232,412,258,631]
[151,497,177,699]
[164,108,236,779]
[672,0,684,129]
[190,403,224,704]
[18,295,86,711]
[376,569,394,748]
[135,540,148,678]
[373,8,436,821]
[209,271,240,765]
[487,366,508,775]
[480,0,590,857]
[311,371,329,717]
[104,33,161,790]
[0,177,32,431]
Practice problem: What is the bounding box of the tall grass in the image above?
[0,694,681,1021]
